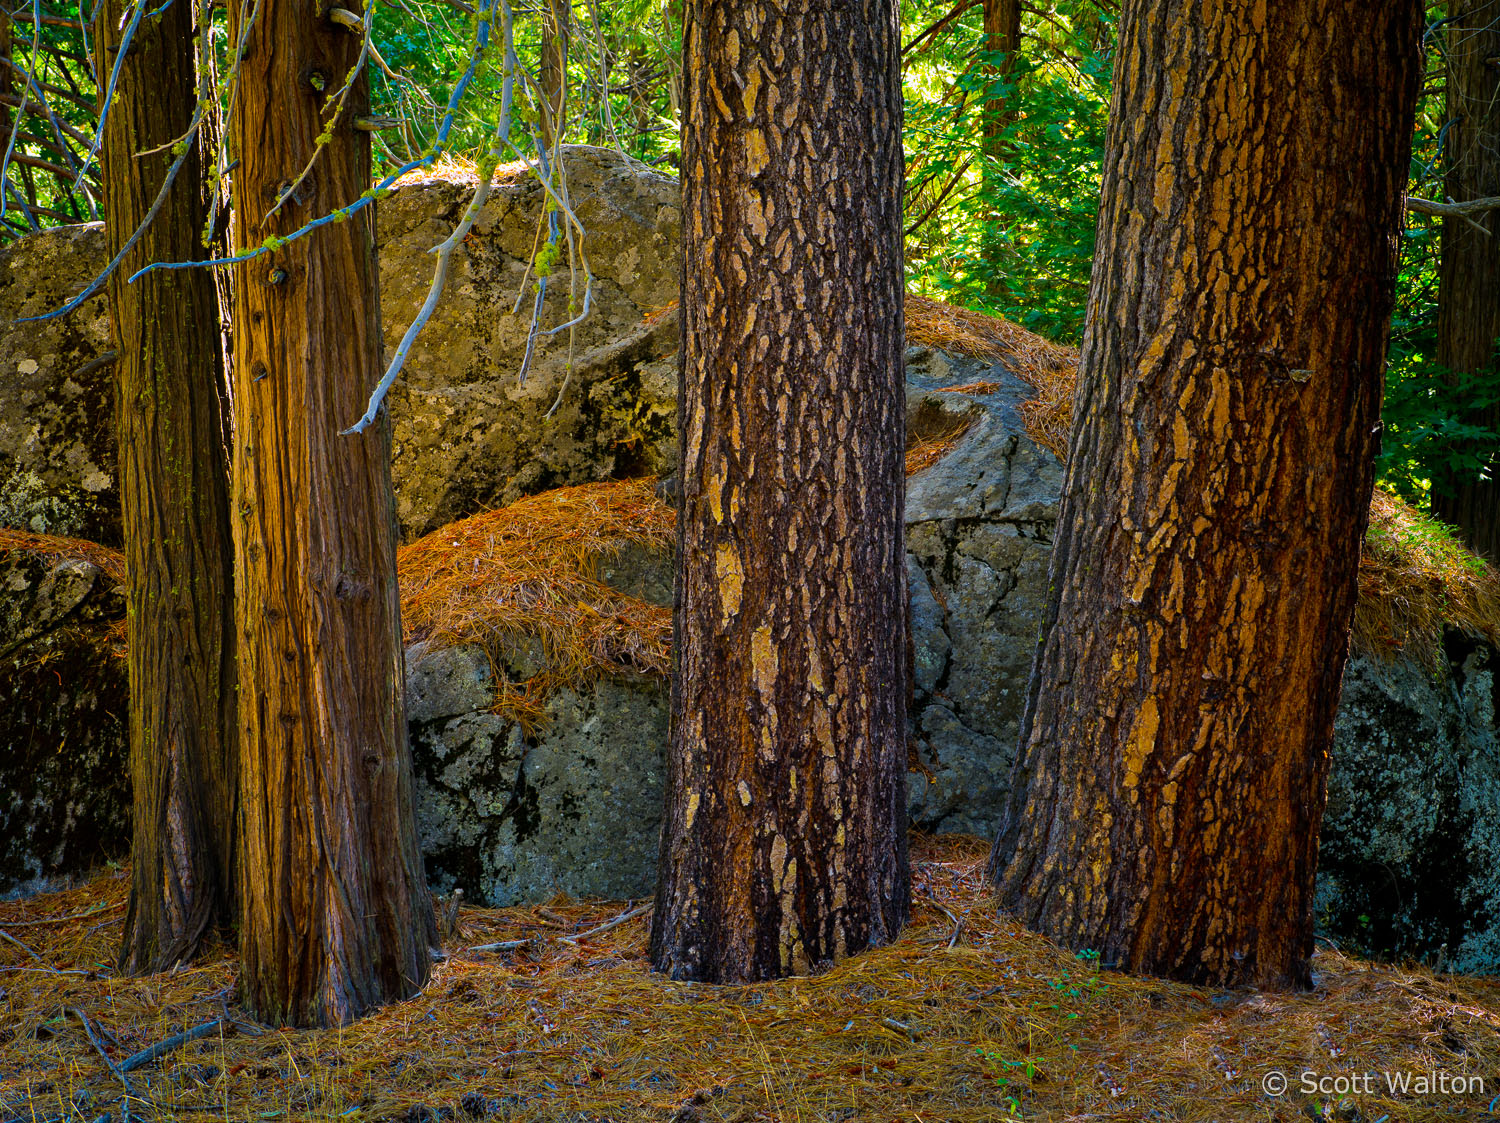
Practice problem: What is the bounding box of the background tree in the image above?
[650,0,909,983]
[230,0,436,1026]
[0,6,99,235]
[989,0,1424,989]
[94,0,238,974]
[979,0,1021,298]
[1,12,11,150]
[1432,0,1500,558]
[538,0,570,150]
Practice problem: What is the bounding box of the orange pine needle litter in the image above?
[1,836,1497,1122]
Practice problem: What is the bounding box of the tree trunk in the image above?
[1,12,12,146]
[988,0,1423,990]
[981,0,1021,152]
[230,0,435,1027]
[94,0,238,975]
[1433,0,1500,559]
[539,0,570,149]
[650,0,909,984]
[980,0,1022,299]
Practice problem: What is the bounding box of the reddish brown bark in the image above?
[94,0,238,974]
[230,0,435,1027]
[650,0,909,983]
[989,0,1423,990]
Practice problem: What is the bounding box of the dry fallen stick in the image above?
[559,902,652,946]
[0,928,45,964]
[0,901,122,929]
[119,1018,225,1073]
[881,1016,923,1041]
[65,1007,133,1094]
[472,902,653,955]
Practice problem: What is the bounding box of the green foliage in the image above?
[903,8,1112,344]
[1374,4,1500,506]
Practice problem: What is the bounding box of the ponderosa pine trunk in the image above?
[650,0,909,983]
[95,0,238,974]
[1433,0,1500,559]
[988,0,1423,990]
[230,0,435,1027]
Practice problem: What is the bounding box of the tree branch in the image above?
[1405,193,1500,218]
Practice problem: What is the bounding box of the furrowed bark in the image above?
[650,0,910,983]
[989,0,1423,990]
[95,0,238,975]
[230,0,435,1027]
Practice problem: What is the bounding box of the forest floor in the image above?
[2,836,1497,1123]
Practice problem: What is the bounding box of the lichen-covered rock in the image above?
[0,225,118,545]
[407,643,668,905]
[1318,638,1500,973]
[1,147,682,545]
[0,553,128,896]
[377,149,682,538]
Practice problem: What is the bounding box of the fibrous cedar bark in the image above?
[95,0,238,974]
[230,0,435,1027]
[650,0,909,983]
[988,0,1423,990]
[1433,0,1500,559]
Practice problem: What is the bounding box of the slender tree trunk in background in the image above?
[95,0,238,975]
[230,0,435,1027]
[989,0,1423,990]
[1,13,12,146]
[980,0,1022,300]
[1433,0,1500,559]
[539,0,570,149]
[650,0,909,983]
[981,0,1022,163]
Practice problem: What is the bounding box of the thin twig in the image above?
[73,350,119,379]
[472,902,653,955]
[469,937,537,954]
[559,902,652,945]
[66,1007,134,1095]
[0,901,121,928]
[0,928,45,963]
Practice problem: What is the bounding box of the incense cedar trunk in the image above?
[650,0,910,982]
[94,0,238,974]
[1433,0,1500,559]
[229,0,435,1026]
[989,0,1424,989]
